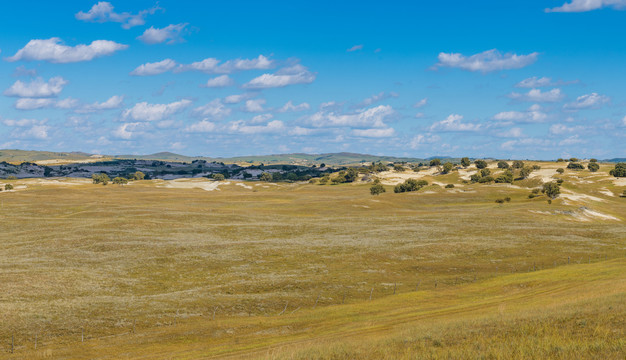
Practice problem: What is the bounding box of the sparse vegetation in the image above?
[567,162,585,170]
[212,173,226,181]
[609,162,626,177]
[587,162,600,172]
[542,181,561,199]
[394,178,428,193]
[91,173,110,185]
[497,161,509,169]
[460,157,471,167]
[370,180,385,195]
[474,159,487,169]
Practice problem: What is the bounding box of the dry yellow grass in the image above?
[0,161,624,358]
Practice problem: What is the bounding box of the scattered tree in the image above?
[393,164,405,172]
[445,184,455,188]
[519,166,533,179]
[460,157,471,167]
[92,173,110,185]
[512,160,524,169]
[497,161,509,169]
[587,162,599,172]
[112,177,128,185]
[5,184,13,190]
[474,160,487,169]
[480,168,491,177]
[495,170,514,183]
[556,168,564,174]
[370,180,385,195]
[569,157,579,162]
[609,163,626,177]
[542,181,561,199]
[394,179,428,193]
[567,162,584,170]
[589,158,598,163]
[429,158,441,167]
[212,173,225,181]
[442,162,454,174]
[130,171,145,180]
[259,172,272,182]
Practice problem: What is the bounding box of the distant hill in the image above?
[0,149,94,163]
[604,158,626,163]
[217,152,426,165]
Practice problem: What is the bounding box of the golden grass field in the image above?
[0,161,624,359]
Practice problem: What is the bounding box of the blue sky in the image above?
[1,0,625,159]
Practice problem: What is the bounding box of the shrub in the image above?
[532,165,541,170]
[394,179,428,193]
[589,158,598,163]
[587,162,600,172]
[393,164,405,172]
[567,162,584,170]
[528,193,537,199]
[259,172,272,182]
[557,158,565,162]
[429,158,441,167]
[112,177,128,185]
[212,173,225,181]
[319,175,330,184]
[495,198,505,204]
[6,176,17,180]
[519,167,533,179]
[442,162,454,174]
[542,181,561,199]
[504,197,511,202]
[478,176,494,183]
[131,171,145,180]
[445,184,455,188]
[370,181,385,195]
[470,174,482,183]
[532,188,540,194]
[474,160,487,169]
[92,173,110,185]
[556,168,564,174]
[480,168,491,177]
[495,170,513,183]
[5,184,14,190]
[497,161,509,169]
[609,163,626,177]
[461,157,471,167]
[569,157,579,162]
[512,160,524,169]
[556,179,564,185]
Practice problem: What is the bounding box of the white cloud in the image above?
[559,135,586,145]
[563,92,610,110]
[434,49,538,73]
[623,116,626,126]
[113,122,145,139]
[515,76,552,88]
[493,104,548,123]
[550,124,586,135]
[75,2,160,29]
[123,99,192,121]
[223,93,253,104]
[204,75,234,88]
[7,38,127,63]
[130,59,177,76]
[496,127,524,138]
[244,64,315,89]
[508,88,564,102]
[309,105,394,128]
[244,99,266,112]
[429,114,481,132]
[192,99,231,120]
[185,120,217,133]
[288,126,316,136]
[357,92,398,108]
[278,100,310,112]
[14,98,55,110]
[137,23,188,44]
[179,55,274,74]
[413,98,428,108]
[2,118,45,127]
[11,125,50,140]
[546,0,626,12]
[347,44,363,52]
[250,114,273,124]
[4,77,67,98]
[410,134,440,149]
[227,120,285,134]
[352,127,395,138]
[79,95,124,113]
[501,138,551,150]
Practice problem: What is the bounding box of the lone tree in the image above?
[442,162,454,174]
[519,166,533,179]
[567,162,584,170]
[112,177,128,185]
[4,184,13,190]
[474,160,488,169]
[92,173,110,185]
[370,180,385,195]
[587,162,600,172]
[556,168,564,174]
[259,172,272,181]
[497,161,510,169]
[512,160,524,169]
[495,170,514,183]
[131,171,145,180]
[542,181,561,199]
[460,157,471,167]
[429,158,441,167]
[212,173,225,181]
[609,163,626,177]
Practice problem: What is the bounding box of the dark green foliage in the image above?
[130,171,145,180]
[504,197,511,202]
[470,174,481,183]
[609,163,626,177]
[318,175,330,184]
[567,162,584,170]
[442,162,454,174]
[495,198,505,204]
[394,179,428,193]
[495,170,514,183]
[589,158,598,163]
[212,173,225,181]
[344,168,359,182]
[512,160,524,169]
[474,160,487,169]
[369,162,388,173]
[556,158,565,162]
[519,167,533,179]
[532,165,541,170]
[556,179,564,185]
[445,184,455,188]
[393,164,405,172]
[370,180,385,195]
[497,161,509,169]
[429,158,441,167]
[4,183,13,190]
[542,182,561,199]
[461,157,471,167]
[569,158,579,162]
[259,172,272,182]
[112,177,128,185]
[480,168,491,177]
[478,176,494,183]
[556,168,564,174]
[92,173,110,185]
[587,162,599,172]
[286,173,298,181]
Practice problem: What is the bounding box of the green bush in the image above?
[393,164,405,172]
[429,158,441,167]
[609,163,626,177]
[542,182,561,199]
[445,184,455,188]
[567,162,584,170]
[212,173,225,181]
[5,184,14,190]
[460,157,471,167]
[497,161,509,169]
[370,181,385,195]
[495,170,513,183]
[556,168,564,174]
[442,162,454,174]
[112,177,128,185]
[474,160,487,169]
[512,160,524,169]
[92,173,110,185]
[587,162,599,172]
[259,172,272,182]
[480,168,491,177]
[394,179,428,193]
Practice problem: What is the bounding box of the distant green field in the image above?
[0,160,624,358]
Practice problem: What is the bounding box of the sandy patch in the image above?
[156,179,229,191]
[560,189,605,203]
[29,178,92,186]
[458,168,477,181]
[599,188,615,197]
[235,182,253,190]
[377,169,435,185]
[579,208,620,221]
[613,177,626,186]
[529,169,556,183]
[352,205,370,208]
[529,207,620,222]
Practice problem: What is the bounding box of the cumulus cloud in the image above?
[227,120,285,134]
[410,134,440,149]
[7,38,127,63]
[2,118,49,139]
[113,122,145,139]
[429,114,481,132]
[508,88,564,102]
[223,93,254,104]
[130,59,177,76]
[347,44,364,52]
[184,120,217,133]
[75,2,160,29]
[433,49,538,73]
[2,118,45,127]
[515,76,578,88]
[288,126,316,136]
[559,135,586,145]
[493,104,548,123]
[123,99,192,121]
[14,98,54,110]
[546,0,626,12]
[351,127,395,138]
[137,23,188,44]
[250,114,273,124]
[79,95,124,113]
[501,137,551,150]
[308,105,394,128]
[356,92,398,108]
[244,99,266,112]
[192,99,231,120]
[563,92,610,110]
[496,127,524,138]
[203,75,234,88]
[4,77,67,98]
[244,64,315,89]
[413,98,428,108]
[550,124,586,135]
[278,100,310,112]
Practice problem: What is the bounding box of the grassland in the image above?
[0,161,624,358]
